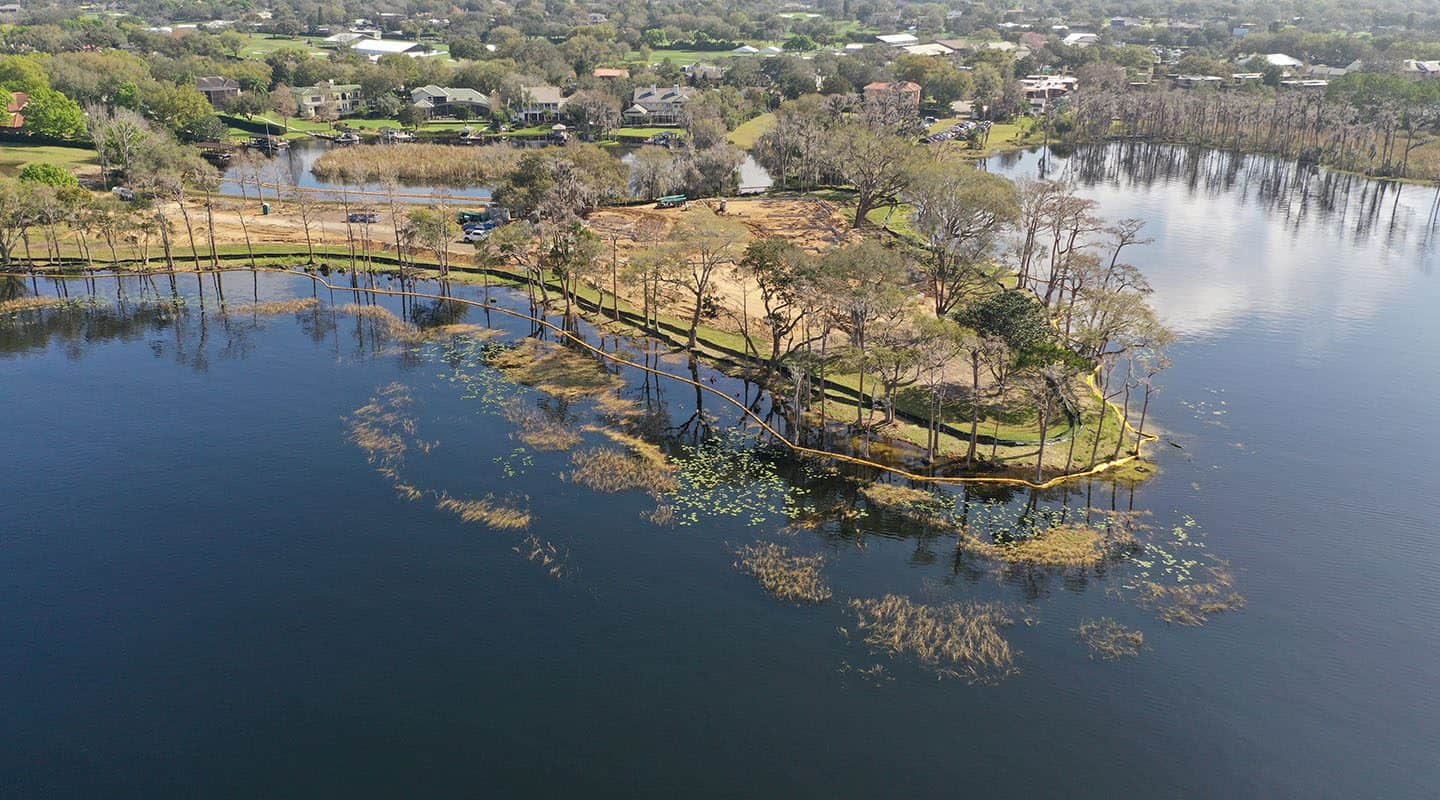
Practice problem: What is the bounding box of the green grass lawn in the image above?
[727,112,774,150]
[237,33,328,58]
[611,126,685,141]
[0,144,97,178]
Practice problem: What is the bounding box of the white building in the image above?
[876,33,920,47]
[350,39,431,59]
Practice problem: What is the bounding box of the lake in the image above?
[4,142,1439,798]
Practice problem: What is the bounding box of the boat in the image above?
[380,128,416,142]
[248,135,289,152]
[333,131,361,145]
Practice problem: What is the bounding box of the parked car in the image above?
[463,227,490,243]
[347,212,379,224]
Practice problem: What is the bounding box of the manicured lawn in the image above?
[0,143,97,178]
[727,113,774,149]
[611,126,685,141]
[237,33,328,58]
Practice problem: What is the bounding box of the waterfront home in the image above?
[195,76,241,106]
[294,80,363,118]
[1019,74,1078,111]
[516,85,568,123]
[410,85,492,117]
[629,85,696,125]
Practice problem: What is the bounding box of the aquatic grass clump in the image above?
[230,297,320,316]
[1076,617,1145,659]
[0,296,69,316]
[860,483,940,509]
[486,339,623,399]
[1119,515,1245,625]
[733,541,833,603]
[847,594,1017,683]
[567,447,678,494]
[965,524,1129,568]
[435,493,532,530]
[515,533,569,579]
[346,383,430,472]
[1132,568,1246,626]
[505,406,582,451]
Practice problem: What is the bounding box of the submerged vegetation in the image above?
[733,541,833,603]
[567,447,677,494]
[1077,618,1145,660]
[436,493,532,530]
[847,595,1017,684]
[229,297,319,316]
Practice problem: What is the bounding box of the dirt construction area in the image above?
[586,197,865,255]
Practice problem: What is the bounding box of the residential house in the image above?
[1062,32,1099,47]
[1401,59,1440,78]
[903,43,955,57]
[410,85,492,117]
[593,67,630,80]
[862,81,922,113]
[195,76,241,106]
[1019,74,1078,111]
[684,63,725,82]
[516,85,568,123]
[0,4,22,22]
[1307,61,1360,79]
[1175,74,1224,89]
[627,85,696,125]
[4,91,28,128]
[294,80,363,118]
[732,45,760,54]
[1231,72,1264,85]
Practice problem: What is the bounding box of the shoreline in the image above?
[4,262,1156,488]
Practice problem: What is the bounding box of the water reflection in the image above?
[988,144,1440,342]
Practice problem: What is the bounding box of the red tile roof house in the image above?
[5,90,28,128]
[862,81,922,113]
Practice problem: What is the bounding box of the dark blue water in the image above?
[4,143,1439,798]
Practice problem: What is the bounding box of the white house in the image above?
[1063,32,1099,47]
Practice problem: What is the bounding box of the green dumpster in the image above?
[261,202,272,215]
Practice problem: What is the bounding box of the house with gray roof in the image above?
[410,85,492,117]
[627,85,696,125]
